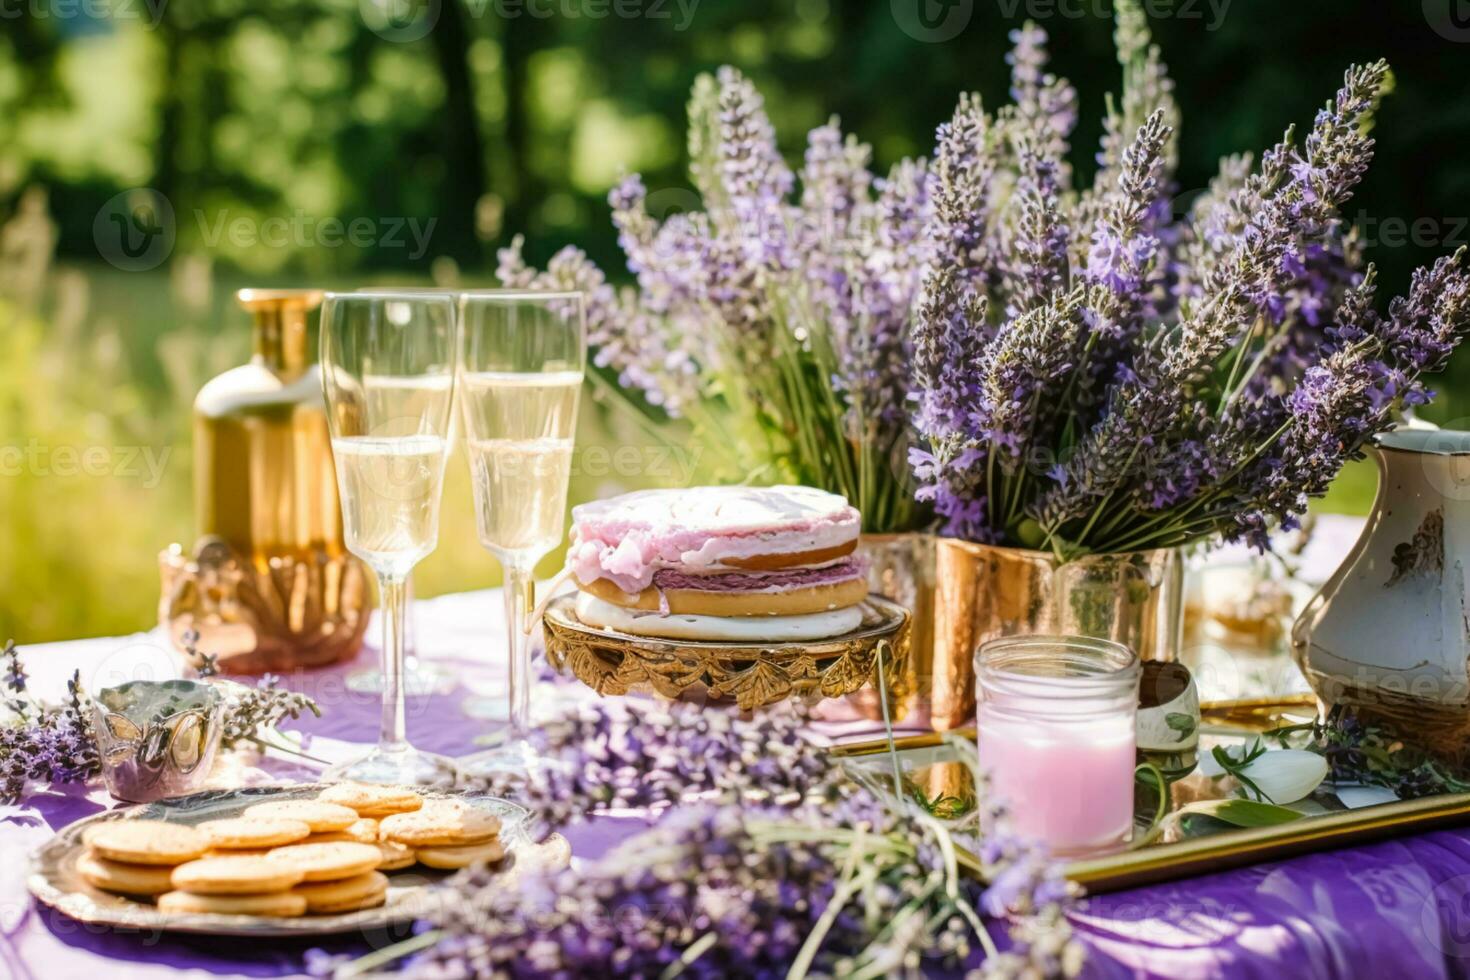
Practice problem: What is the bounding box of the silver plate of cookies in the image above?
[27,782,546,937]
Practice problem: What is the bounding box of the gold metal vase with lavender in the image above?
[904,13,1470,729]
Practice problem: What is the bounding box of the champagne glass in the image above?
[321,290,458,785]
[343,286,458,699]
[456,290,585,780]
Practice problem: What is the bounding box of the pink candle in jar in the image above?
[976,635,1139,856]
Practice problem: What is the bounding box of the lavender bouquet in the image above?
[911,6,1470,558]
[498,68,931,532]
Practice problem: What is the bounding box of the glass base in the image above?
[345,658,458,697]
[457,738,552,782]
[323,743,459,787]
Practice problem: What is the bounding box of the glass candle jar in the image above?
[976,635,1140,856]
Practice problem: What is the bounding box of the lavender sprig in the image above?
[395,698,1080,980]
[1,641,99,803]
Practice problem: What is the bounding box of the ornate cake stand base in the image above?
[542,595,911,711]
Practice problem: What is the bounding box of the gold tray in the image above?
[27,783,555,937]
[833,699,1470,893]
[542,594,910,709]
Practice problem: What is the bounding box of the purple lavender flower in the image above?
[3,640,25,695]
[1025,63,1391,550]
[1006,22,1078,169]
[410,696,1078,979]
[509,66,933,530]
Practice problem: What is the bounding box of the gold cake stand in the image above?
[542,594,910,710]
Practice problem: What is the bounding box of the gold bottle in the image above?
[160,289,370,672]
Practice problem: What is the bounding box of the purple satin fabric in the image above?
[6,587,1470,979]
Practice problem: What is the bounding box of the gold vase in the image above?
[930,540,1184,730]
[849,533,936,724]
[159,289,370,673]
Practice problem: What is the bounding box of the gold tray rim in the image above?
[543,592,911,652]
[831,698,1470,893]
[27,783,532,937]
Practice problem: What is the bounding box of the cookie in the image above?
[379,801,502,847]
[293,870,389,914]
[82,820,208,866]
[374,839,417,871]
[265,841,382,882]
[318,783,424,818]
[204,848,271,859]
[76,852,177,896]
[241,800,358,833]
[303,817,379,845]
[158,890,307,918]
[171,855,305,895]
[199,817,312,850]
[414,839,507,870]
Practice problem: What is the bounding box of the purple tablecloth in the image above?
[7,557,1470,979]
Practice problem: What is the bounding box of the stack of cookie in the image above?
[376,797,505,870]
[73,784,507,919]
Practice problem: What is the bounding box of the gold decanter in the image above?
[160,289,370,673]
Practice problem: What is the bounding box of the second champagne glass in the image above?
[457,290,585,780]
[321,290,458,786]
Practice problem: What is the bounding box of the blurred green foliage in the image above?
[0,0,1462,639]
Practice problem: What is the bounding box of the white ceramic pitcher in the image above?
[1293,428,1470,757]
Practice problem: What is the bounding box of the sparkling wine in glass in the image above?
[456,290,584,780]
[321,290,458,786]
[343,286,460,699]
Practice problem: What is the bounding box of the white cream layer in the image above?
[574,592,863,642]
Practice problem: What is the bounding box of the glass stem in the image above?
[503,564,534,740]
[379,573,408,753]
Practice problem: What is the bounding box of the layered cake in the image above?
[567,485,868,641]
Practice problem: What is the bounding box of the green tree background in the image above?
[2,0,1467,640]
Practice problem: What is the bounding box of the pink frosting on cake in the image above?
[568,485,861,594]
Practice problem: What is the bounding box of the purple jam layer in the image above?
[649,557,867,594]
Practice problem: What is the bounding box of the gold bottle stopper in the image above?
[159,288,369,674]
